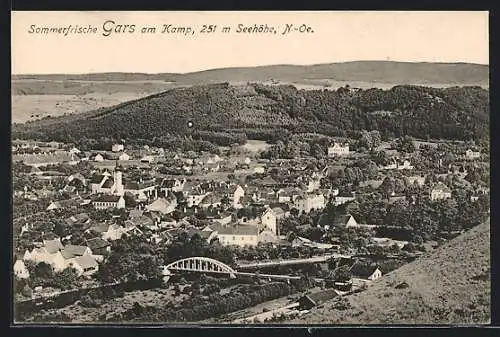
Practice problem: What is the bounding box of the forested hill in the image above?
[12,83,489,145]
[13,61,488,86]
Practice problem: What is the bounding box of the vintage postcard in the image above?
[11,11,490,325]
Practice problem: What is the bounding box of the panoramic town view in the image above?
[11,11,490,325]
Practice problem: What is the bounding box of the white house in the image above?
[14,260,30,279]
[24,247,67,272]
[293,193,326,213]
[306,177,321,193]
[328,142,350,157]
[92,195,126,210]
[112,144,124,152]
[398,159,414,170]
[350,263,383,281]
[407,176,426,186]
[261,208,277,234]
[216,225,259,247]
[331,214,359,229]
[118,152,130,161]
[465,149,481,160]
[102,224,127,241]
[71,255,99,276]
[94,154,105,162]
[277,187,302,203]
[334,193,356,206]
[141,155,156,164]
[430,182,452,201]
[69,147,81,155]
[222,184,245,208]
[253,166,265,174]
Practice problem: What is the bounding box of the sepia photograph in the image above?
[11,11,490,325]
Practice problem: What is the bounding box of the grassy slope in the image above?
[288,220,491,325]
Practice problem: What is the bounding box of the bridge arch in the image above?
[164,257,236,277]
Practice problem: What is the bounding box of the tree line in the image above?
[13,84,489,148]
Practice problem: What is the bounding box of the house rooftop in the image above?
[215,225,259,236]
[303,289,339,306]
[43,238,64,254]
[350,261,381,279]
[63,244,88,257]
[94,195,122,203]
[74,255,98,269]
[89,223,110,233]
[86,237,111,250]
[186,228,214,240]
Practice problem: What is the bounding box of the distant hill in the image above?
[12,61,489,86]
[12,82,489,144]
[288,220,491,324]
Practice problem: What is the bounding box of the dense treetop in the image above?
[13,83,489,145]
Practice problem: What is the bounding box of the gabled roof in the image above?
[349,261,381,278]
[129,209,144,219]
[43,238,64,254]
[94,195,122,203]
[86,237,111,250]
[303,289,338,306]
[271,207,285,215]
[63,245,89,257]
[216,225,259,236]
[127,215,154,227]
[65,213,91,227]
[146,197,176,214]
[91,174,106,184]
[101,178,115,189]
[74,255,98,269]
[41,232,59,241]
[201,193,223,204]
[124,179,155,191]
[161,179,178,188]
[186,228,214,240]
[69,173,86,182]
[332,214,355,226]
[269,202,290,212]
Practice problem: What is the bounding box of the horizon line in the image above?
[11,59,489,76]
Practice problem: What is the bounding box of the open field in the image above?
[286,220,491,325]
[12,92,163,124]
[12,61,488,124]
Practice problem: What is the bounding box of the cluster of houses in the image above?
[15,237,105,279]
[12,139,489,287]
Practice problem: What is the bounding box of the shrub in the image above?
[80,294,102,308]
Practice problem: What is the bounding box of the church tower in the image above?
[113,161,124,196]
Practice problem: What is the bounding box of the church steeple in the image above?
[113,160,124,196]
[115,160,123,172]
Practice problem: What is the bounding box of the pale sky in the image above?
[11,11,489,74]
